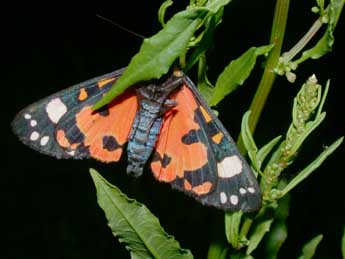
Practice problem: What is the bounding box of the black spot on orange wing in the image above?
[181,129,199,144]
[151,152,172,169]
[59,116,85,144]
[182,163,217,190]
[161,153,172,168]
[102,135,120,151]
[98,107,110,117]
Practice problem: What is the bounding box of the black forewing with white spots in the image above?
[11,69,123,159]
[182,77,261,212]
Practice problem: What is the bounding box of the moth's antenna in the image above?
[96,14,146,39]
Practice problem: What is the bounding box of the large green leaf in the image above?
[209,45,273,106]
[90,169,193,259]
[93,8,206,110]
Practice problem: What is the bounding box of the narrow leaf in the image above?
[198,61,215,102]
[225,211,243,249]
[209,45,273,106]
[241,111,260,174]
[207,242,228,259]
[93,8,206,110]
[257,136,282,170]
[241,111,258,154]
[90,169,193,259]
[296,0,344,64]
[290,112,326,155]
[264,194,290,259]
[297,234,323,259]
[185,9,221,72]
[246,219,274,255]
[158,0,174,27]
[265,222,287,259]
[280,137,344,197]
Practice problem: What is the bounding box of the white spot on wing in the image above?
[30,120,37,127]
[248,187,255,193]
[30,131,40,141]
[24,113,31,119]
[217,155,243,178]
[239,188,247,195]
[40,136,50,146]
[46,98,67,123]
[230,195,239,205]
[220,192,227,204]
[66,150,75,156]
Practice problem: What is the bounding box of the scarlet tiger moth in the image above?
[12,68,261,211]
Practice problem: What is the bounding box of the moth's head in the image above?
[172,67,184,78]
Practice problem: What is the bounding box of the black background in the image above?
[3,1,345,258]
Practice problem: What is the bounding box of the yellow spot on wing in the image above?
[200,106,212,123]
[212,132,224,144]
[184,180,192,191]
[78,88,88,101]
[98,78,115,88]
[192,181,213,195]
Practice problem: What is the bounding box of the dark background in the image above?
[3,1,345,258]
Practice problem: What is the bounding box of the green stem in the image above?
[209,0,291,256]
[237,0,290,153]
[236,0,290,246]
[283,17,323,64]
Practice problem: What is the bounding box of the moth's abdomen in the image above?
[127,108,163,176]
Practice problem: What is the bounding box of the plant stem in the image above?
[237,0,290,153]
[283,18,323,64]
[236,0,290,244]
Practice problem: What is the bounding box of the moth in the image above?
[12,68,261,211]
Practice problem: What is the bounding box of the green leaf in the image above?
[207,242,228,259]
[289,112,326,155]
[158,0,174,27]
[296,0,344,64]
[241,111,260,174]
[246,219,274,255]
[225,211,243,249]
[93,8,206,110]
[89,169,193,259]
[257,136,282,170]
[197,55,215,102]
[205,0,232,13]
[341,226,345,259]
[209,45,273,106]
[280,137,344,197]
[241,111,258,153]
[264,194,290,259]
[184,8,223,72]
[316,79,330,118]
[265,222,287,259]
[297,234,323,259]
